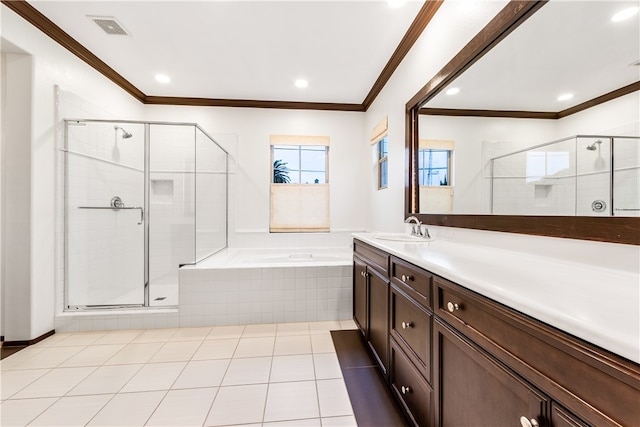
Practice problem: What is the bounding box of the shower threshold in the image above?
[66,304,177,311]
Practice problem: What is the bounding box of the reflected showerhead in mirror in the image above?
[586,140,602,151]
[114,125,133,139]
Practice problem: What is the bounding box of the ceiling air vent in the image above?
[89,16,129,36]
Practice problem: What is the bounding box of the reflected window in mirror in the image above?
[419,148,451,186]
[418,139,455,213]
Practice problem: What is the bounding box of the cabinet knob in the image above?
[401,385,411,395]
[519,416,539,427]
[401,321,413,329]
[446,301,460,313]
[401,274,413,282]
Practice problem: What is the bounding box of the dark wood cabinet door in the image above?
[353,256,368,337]
[551,403,588,427]
[368,267,390,375]
[434,319,548,427]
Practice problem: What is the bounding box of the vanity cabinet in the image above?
[353,240,390,375]
[352,238,640,427]
[434,318,547,426]
[434,276,640,427]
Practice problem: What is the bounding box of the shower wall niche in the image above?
[64,120,228,310]
[490,135,639,216]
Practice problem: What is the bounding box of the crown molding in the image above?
[144,96,364,112]
[3,0,437,112]
[1,0,146,102]
[362,0,444,110]
[418,81,640,119]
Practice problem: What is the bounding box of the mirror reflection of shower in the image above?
[586,139,605,170]
[586,139,602,151]
[112,125,132,162]
[115,125,133,139]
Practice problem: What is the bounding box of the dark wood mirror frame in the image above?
[405,0,640,246]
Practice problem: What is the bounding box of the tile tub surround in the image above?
[0,321,358,427]
[179,255,353,327]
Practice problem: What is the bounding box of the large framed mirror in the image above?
[406,0,640,245]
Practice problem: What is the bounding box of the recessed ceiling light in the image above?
[557,93,574,102]
[387,0,407,8]
[155,74,171,84]
[611,6,639,22]
[446,87,460,96]
[295,79,308,89]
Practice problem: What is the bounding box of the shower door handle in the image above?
[77,206,144,225]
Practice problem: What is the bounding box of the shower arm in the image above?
[77,206,144,225]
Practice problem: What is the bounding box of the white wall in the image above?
[364,0,509,232]
[1,6,145,340]
[1,49,33,341]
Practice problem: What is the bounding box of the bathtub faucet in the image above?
[404,216,430,238]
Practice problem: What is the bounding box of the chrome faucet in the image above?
[404,216,431,239]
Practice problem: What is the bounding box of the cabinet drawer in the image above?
[390,286,431,383]
[391,256,432,309]
[390,338,432,427]
[354,239,389,276]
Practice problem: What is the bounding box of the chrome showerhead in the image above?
[114,125,133,139]
[586,140,602,151]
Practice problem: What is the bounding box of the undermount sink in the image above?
[372,233,432,242]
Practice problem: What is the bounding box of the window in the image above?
[269,135,330,233]
[272,145,328,184]
[419,148,451,186]
[377,136,389,189]
[370,116,388,190]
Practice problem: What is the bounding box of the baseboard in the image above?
[2,330,55,347]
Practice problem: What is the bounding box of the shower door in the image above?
[65,121,146,308]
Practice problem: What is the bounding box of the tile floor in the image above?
[1,321,359,427]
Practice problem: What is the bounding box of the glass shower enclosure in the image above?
[490,135,639,216]
[64,120,228,309]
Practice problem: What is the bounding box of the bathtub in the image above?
[195,247,352,268]
[178,247,353,326]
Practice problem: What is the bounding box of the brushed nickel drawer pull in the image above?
[519,416,539,427]
[447,302,460,312]
[401,385,411,395]
[401,274,413,282]
[401,321,413,329]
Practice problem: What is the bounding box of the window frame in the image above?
[271,144,329,185]
[418,148,452,186]
[377,136,389,190]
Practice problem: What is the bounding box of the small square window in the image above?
[418,148,451,186]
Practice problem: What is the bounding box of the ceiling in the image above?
[426,0,640,112]
[24,0,427,106]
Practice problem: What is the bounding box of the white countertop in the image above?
[353,232,640,364]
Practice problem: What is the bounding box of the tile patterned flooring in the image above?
[0,321,359,427]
